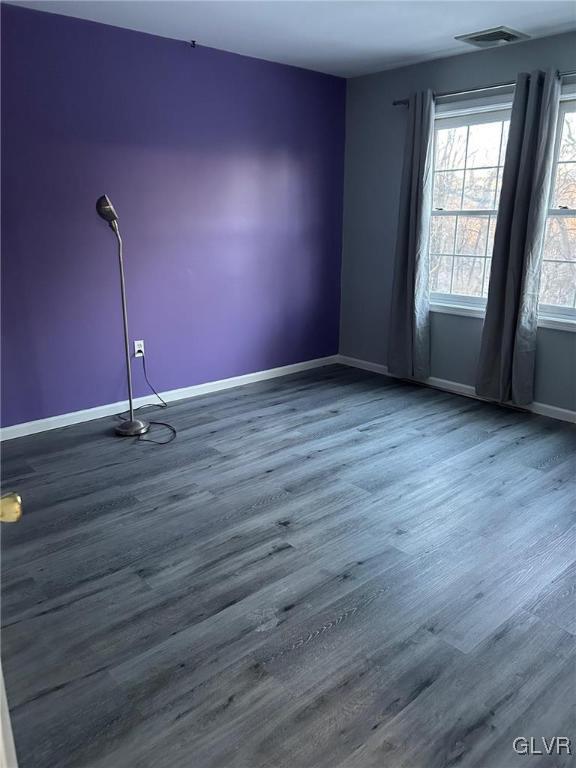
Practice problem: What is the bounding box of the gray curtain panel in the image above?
[388,90,435,380]
[476,70,561,405]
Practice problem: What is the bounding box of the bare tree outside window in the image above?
[429,99,576,315]
[429,110,509,300]
[540,106,576,309]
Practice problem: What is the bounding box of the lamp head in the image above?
[96,195,118,225]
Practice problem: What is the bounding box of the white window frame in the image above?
[538,95,576,328]
[429,104,511,315]
[429,92,576,332]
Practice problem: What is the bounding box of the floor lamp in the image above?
[96,195,150,437]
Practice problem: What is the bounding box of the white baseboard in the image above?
[3,352,573,439]
[337,354,576,425]
[0,355,340,441]
[528,401,576,423]
[338,356,389,376]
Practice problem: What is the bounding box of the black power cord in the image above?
[116,354,177,445]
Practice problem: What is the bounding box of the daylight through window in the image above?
[429,95,576,321]
[540,99,576,311]
[429,107,510,302]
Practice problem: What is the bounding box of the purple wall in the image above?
[1,5,345,427]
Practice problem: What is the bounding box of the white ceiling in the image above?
[10,0,576,77]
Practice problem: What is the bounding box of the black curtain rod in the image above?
[392,68,576,106]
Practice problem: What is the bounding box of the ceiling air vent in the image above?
[456,26,530,48]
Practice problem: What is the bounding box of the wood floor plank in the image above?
[337,611,574,768]
[1,364,574,768]
[525,561,576,636]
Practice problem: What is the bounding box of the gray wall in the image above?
[340,32,576,411]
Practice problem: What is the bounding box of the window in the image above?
[429,91,576,327]
[540,98,576,316]
[429,106,511,306]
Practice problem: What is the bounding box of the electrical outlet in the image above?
[134,340,145,357]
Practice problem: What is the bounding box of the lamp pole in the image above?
[96,195,149,437]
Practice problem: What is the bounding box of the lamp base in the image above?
[115,419,150,437]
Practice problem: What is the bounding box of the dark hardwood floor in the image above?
[1,364,575,768]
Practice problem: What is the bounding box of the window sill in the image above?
[430,301,485,319]
[538,315,576,333]
[430,302,576,332]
